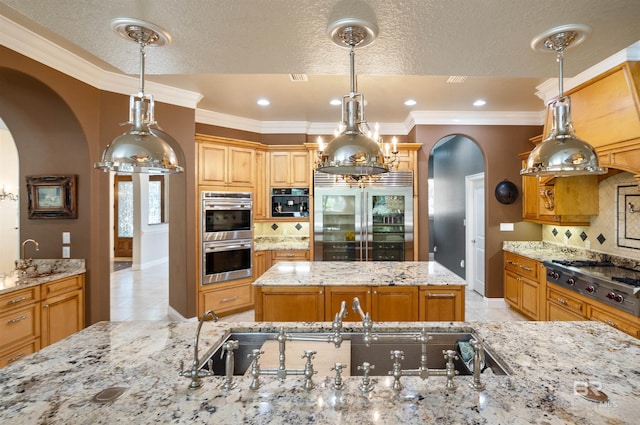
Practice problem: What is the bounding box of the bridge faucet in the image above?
[179,309,219,390]
[15,239,40,274]
[353,297,377,347]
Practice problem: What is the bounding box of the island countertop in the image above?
[253,261,467,287]
[0,320,637,424]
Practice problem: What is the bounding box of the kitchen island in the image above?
[0,320,637,424]
[253,261,466,322]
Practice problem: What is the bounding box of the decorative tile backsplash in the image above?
[542,171,640,260]
[255,221,310,237]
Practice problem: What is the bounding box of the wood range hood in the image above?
[541,61,640,188]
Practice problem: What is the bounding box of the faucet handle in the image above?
[357,361,376,393]
[390,350,405,361]
[330,362,347,390]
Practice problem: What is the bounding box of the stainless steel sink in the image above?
[199,330,509,377]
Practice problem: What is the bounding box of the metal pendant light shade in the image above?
[316,18,388,177]
[95,19,183,174]
[521,25,606,177]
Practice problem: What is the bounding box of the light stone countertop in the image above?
[0,320,637,424]
[0,259,86,296]
[254,236,310,251]
[252,261,467,287]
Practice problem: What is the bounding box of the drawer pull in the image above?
[8,353,26,363]
[8,296,27,305]
[557,298,567,305]
[220,296,238,303]
[506,260,517,265]
[428,293,455,298]
[7,315,27,324]
[603,319,618,328]
[519,265,533,271]
[286,254,294,257]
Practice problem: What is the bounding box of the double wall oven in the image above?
[201,191,253,285]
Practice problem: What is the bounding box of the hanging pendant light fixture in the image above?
[316,18,389,178]
[521,24,606,177]
[95,18,183,174]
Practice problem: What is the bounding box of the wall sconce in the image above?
[0,185,18,201]
[629,202,636,214]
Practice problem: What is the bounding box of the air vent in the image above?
[446,76,468,83]
[289,73,308,82]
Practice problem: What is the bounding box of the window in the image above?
[148,175,165,225]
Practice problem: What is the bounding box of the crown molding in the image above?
[409,110,544,126]
[195,109,263,133]
[0,15,202,109]
[536,41,640,103]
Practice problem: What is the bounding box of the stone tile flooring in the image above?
[110,261,528,322]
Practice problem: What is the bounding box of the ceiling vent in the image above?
[289,73,308,82]
[447,76,468,83]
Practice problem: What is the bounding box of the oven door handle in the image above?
[205,243,252,252]
[204,203,251,210]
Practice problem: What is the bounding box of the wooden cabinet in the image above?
[199,280,254,318]
[1,273,85,368]
[253,149,268,220]
[519,150,599,226]
[419,286,465,321]
[589,306,640,338]
[371,286,419,322]
[197,136,260,188]
[253,250,268,280]
[254,286,324,322]
[41,275,84,348]
[546,285,587,321]
[325,286,371,322]
[270,249,309,266]
[503,251,545,320]
[269,149,309,188]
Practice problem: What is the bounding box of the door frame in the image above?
[465,172,485,295]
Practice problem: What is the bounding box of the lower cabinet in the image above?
[41,275,84,347]
[419,286,465,321]
[199,280,254,318]
[503,251,545,320]
[257,285,462,322]
[253,251,268,280]
[546,285,586,321]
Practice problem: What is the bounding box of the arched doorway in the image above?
[0,118,19,270]
[428,135,486,293]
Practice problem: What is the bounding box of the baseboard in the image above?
[168,305,194,322]
[132,257,169,271]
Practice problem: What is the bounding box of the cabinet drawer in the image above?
[547,287,584,316]
[271,250,309,261]
[0,339,40,368]
[0,304,40,348]
[42,275,83,298]
[0,286,40,313]
[202,283,253,312]
[508,254,538,280]
[589,306,640,338]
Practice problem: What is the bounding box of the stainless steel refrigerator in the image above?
[313,171,414,261]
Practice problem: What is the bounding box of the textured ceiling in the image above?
[1,0,640,124]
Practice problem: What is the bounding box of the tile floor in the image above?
[110,261,528,322]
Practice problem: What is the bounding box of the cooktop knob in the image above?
[585,285,596,294]
[606,292,616,300]
[614,293,624,303]
[566,278,576,286]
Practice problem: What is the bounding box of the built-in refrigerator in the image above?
[313,171,413,261]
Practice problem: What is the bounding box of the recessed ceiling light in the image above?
[473,99,486,107]
[329,99,341,106]
[257,98,270,106]
[404,99,417,106]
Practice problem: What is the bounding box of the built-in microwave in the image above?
[202,191,252,241]
[271,187,309,217]
[202,239,253,285]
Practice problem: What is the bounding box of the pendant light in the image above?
[521,25,606,177]
[316,18,388,178]
[95,18,183,174]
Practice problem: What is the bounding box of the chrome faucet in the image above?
[179,309,219,390]
[15,239,39,275]
[353,297,377,347]
[468,338,485,391]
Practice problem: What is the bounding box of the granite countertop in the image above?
[0,320,637,424]
[254,236,310,251]
[0,259,86,296]
[253,261,467,287]
[502,241,640,270]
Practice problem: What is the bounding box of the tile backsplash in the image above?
[542,171,640,260]
[255,221,310,237]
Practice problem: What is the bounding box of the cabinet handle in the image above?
[319,290,323,295]
[8,353,26,363]
[220,296,238,303]
[519,265,533,271]
[506,260,517,265]
[7,315,27,324]
[373,290,378,295]
[556,298,567,305]
[427,293,455,298]
[8,296,27,305]
[603,319,618,328]
[285,254,294,257]
[43,304,49,308]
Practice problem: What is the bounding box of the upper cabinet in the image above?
[268,147,309,188]
[197,135,263,188]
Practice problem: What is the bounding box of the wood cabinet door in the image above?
[503,271,520,308]
[41,289,83,347]
[547,302,586,321]
[254,250,268,279]
[227,147,254,186]
[199,143,227,186]
[257,287,324,322]
[419,287,464,321]
[371,286,418,322]
[589,306,640,338]
[269,152,290,187]
[289,152,309,187]
[520,277,539,320]
[253,150,267,219]
[325,286,371,322]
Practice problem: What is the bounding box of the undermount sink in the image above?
[199,330,510,377]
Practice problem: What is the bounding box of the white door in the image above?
[465,173,485,296]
